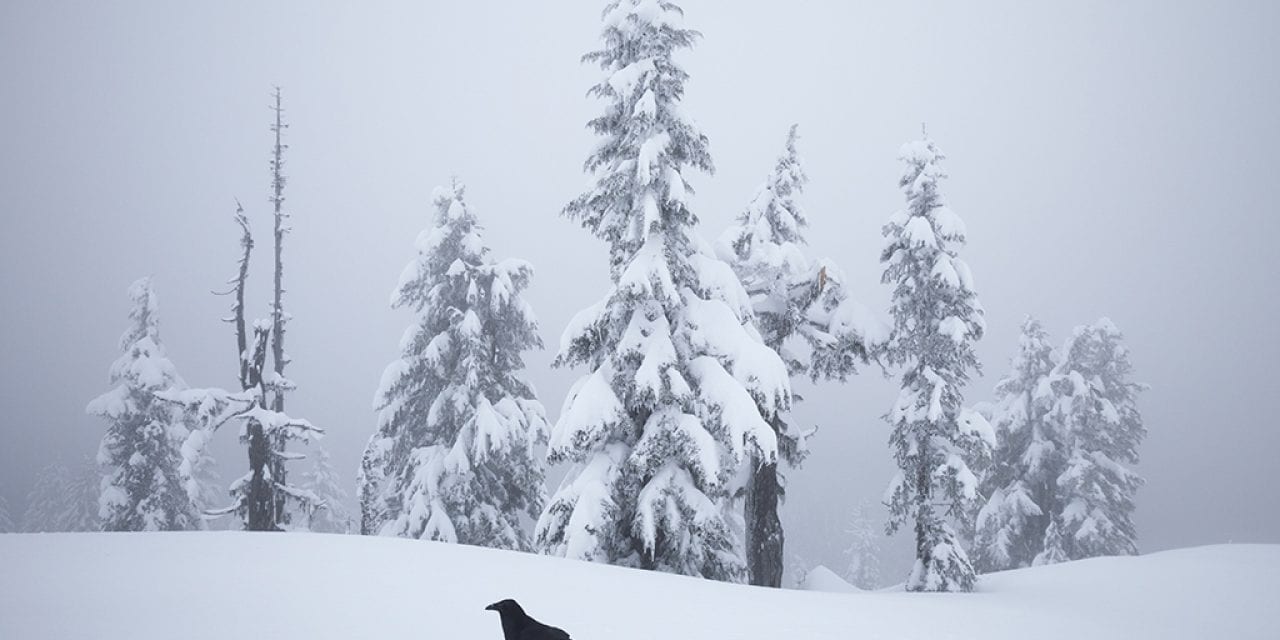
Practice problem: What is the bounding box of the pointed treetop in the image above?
[122,276,161,350]
[1020,314,1046,338]
[898,135,947,204]
[434,178,471,222]
[724,124,810,268]
[568,0,712,275]
[1015,315,1054,361]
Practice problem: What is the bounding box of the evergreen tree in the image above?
[718,125,886,586]
[1036,318,1146,564]
[87,278,198,531]
[843,500,883,589]
[880,134,992,591]
[536,0,786,582]
[972,317,1063,572]
[20,458,101,532]
[19,463,69,532]
[720,125,815,378]
[59,457,102,532]
[0,494,13,533]
[362,182,548,550]
[298,446,352,534]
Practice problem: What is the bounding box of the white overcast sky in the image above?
[2,0,1277,573]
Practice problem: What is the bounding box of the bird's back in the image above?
[521,620,571,640]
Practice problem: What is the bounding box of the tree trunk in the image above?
[245,419,277,531]
[745,458,784,587]
[912,439,931,590]
[268,86,288,412]
[268,87,290,526]
[243,325,278,532]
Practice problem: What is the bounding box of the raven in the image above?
[484,599,572,640]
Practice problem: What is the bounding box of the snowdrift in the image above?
[0,533,1274,639]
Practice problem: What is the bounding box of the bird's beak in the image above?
[484,603,497,611]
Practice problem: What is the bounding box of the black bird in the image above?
[484,599,572,640]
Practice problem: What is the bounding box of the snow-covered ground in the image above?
[0,533,1274,639]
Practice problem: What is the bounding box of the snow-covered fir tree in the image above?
[19,463,71,532]
[0,494,13,533]
[880,134,992,592]
[87,278,198,531]
[361,182,548,550]
[718,125,887,586]
[297,446,352,534]
[536,0,787,582]
[843,500,883,589]
[719,124,888,380]
[1036,318,1146,564]
[972,317,1063,572]
[719,124,814,378]
[20,458,101,532]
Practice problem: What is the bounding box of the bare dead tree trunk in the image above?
[218,200,278,532]
[267,87,292,526]
[226,201,253,389]
[268,86,289,411]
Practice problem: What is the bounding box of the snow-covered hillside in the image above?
[0,533,1274,639]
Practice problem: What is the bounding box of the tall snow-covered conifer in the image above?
[972,317,1063,572]
[87,278,198,531]
[717,125,886,586]
[536,0,787,582]
[1036,318,1146,564]
[880,135,992,591]
[361,182,548,550]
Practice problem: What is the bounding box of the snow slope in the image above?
[0,533,1274,639]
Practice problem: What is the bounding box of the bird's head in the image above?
[485,599,525,616]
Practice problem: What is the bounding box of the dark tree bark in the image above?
[913,437,931,586]
[243,326,278,532]
[228,202,253,389]
[221,200,278,531]
[745,459,784,587]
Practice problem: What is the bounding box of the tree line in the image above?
[3,0,1148,594]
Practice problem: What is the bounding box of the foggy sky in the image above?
[2,0,1277,576]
